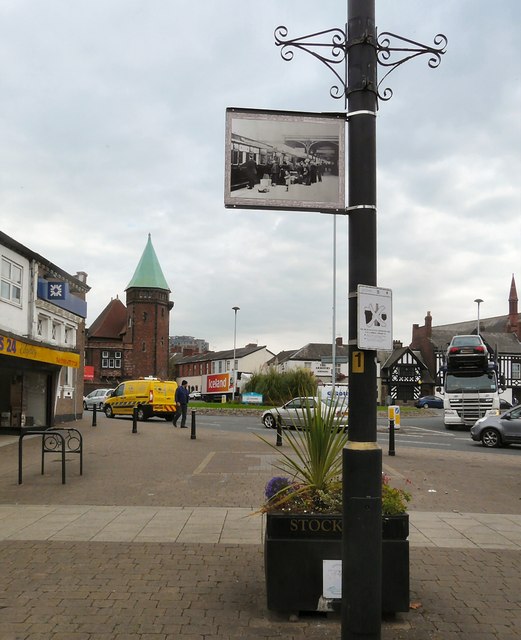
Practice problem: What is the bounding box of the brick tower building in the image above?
[85,235,173,390]
[124,234,173,379]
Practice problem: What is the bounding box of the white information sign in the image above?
[323,560,342,598]
[357,285,393,350]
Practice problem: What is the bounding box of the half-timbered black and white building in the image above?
[378,343,433,404]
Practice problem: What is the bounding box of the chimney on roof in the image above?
[393,340,403,349]
[425,311,432,338]
[336,336,343,346]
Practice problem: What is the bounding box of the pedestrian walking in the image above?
[173,380,190,428]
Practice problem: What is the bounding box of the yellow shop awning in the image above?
[0,333,80,368]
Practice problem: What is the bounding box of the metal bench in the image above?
[18,427,83,485]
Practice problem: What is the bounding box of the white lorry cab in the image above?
[438,363,504,429]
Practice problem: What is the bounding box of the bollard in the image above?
[92,404,97,427]
[132,407,138,434]
[388,418,395,456]
[276,416,282,447]
[388,404,401,430]
[190,410,196,439]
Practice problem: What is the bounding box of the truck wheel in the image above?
[105,405,114,418]
[481,428,501,448]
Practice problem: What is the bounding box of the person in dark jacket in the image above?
[173,380,190,428]
[243,154,258,190]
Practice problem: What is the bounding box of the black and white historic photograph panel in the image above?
[224,108,345,212]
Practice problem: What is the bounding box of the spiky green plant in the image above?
[257,396,349,512]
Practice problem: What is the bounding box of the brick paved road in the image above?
[0,415,519,639]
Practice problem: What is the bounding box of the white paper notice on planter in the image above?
[323,560,342,598]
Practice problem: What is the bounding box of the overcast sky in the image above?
[1,0,519,354]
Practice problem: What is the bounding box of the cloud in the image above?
[0,0,519,355]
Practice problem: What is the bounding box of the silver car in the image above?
[261,397,318,429]
[83,388,114,411]
[261,396,348,429]
[470,405,521,448]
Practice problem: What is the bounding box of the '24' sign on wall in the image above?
[0,335,17,354]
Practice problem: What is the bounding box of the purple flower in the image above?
[265,476,293,500]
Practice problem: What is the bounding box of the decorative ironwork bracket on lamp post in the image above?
[274,25,447,106]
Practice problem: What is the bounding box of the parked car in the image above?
[414,395,443,409]
[189,391,201,400]
[261,397,348,429]
[262,397,318,429]
[323,397,349,419]
[470,405,521,448]
[446,335,488,370]
[83,388,114,411]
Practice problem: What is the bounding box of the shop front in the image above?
[0,332,80,433]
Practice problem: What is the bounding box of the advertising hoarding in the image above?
[205,373,232,393]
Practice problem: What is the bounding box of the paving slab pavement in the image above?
[0,414,520,639]
[1,504,520,550]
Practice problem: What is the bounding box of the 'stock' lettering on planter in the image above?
[290,518,342,534]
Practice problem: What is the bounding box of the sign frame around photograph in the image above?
[224,107,346,213]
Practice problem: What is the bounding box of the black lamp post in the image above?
[342,3,382,637]
[273,5,446,637]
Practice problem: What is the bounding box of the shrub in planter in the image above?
[257,396,411,614]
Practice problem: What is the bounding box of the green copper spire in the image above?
[126,234,170,291]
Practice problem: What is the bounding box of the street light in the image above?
[232,306,240,400]
[474,298,483,335]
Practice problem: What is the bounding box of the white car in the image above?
[261,397,317,429]
[189,391,202,400]
[261,396,348,429]
[83,388,114,411]
[323,397,349,419]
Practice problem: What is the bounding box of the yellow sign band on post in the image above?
[352,351,364,373]
[0,333,80,368]
[345,441,380,451]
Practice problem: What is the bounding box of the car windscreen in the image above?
[445,372,497,393]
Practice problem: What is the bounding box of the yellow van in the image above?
[104,378,178,421]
